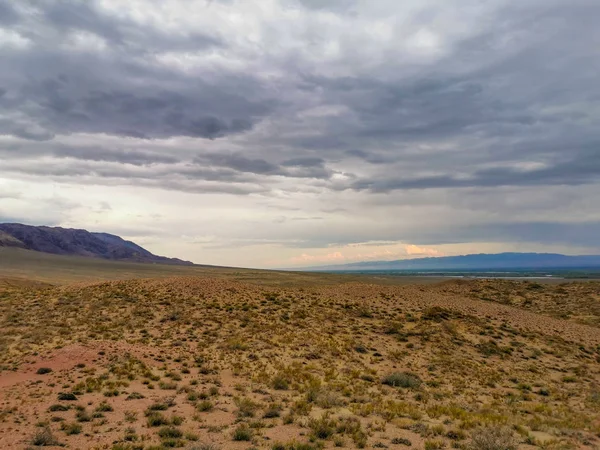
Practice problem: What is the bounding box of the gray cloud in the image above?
[0,1,19,26]
[282,157,325,167]
[0,2,275,141]
[192,153,334,179]
[40,1,222,51]
[1,0,599,259]
[195,153,280,175]
[352,149,600,192]
[292,0,356,12]
[0,142,180,166]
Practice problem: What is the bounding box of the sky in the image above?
[1,0,599,268]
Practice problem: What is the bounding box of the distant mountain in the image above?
[304,252,600,271]
[0,230,27,248]
[0,223,193,265]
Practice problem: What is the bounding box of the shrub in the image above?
[188,444,220,450]
[171,415,184,425]
[161,438,185,447]
[61,422,82,435]
[424,440,444,450]
[272,444,320,450]
[57,392,77,401]
[147,402,169,412]
[95,402,114,412]
[124,411,138,423]
[159,381,178,390]
[422,307,454,321]
[48,404,70,412]
[158,426,183,439]
[36,367,53,375]
[76,409,91,422]
[31,427,59,446]
[232,424,252,441]
[315,389,344,409]
[126,392,145,400]
[476,340,512,357]
[272,374,290,390]
[382,372,422,389]
[197,400,214,412]
[185,431,199,441]
[209,386,219,396]
[470,426,518,450]
[308,414,337,439]
[235,397,259,418]
[263,404,282,418]
[147,413,169,427]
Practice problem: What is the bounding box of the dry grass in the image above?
[441,278,600,326]
[0,273,599,449]
[0,247,452,287]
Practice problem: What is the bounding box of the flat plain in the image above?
[1,250,599,449]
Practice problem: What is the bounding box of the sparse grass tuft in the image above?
[470,426,518,450]
[232,424,253,441]
[57,392,77,401]
[382,372,422,389]
[31,427,60,446]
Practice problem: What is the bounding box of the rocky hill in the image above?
[0,223,192,265]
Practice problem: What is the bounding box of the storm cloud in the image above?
[1,0,599,267]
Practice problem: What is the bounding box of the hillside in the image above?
[307,252,600,271]
[0,223,192,265]
[1,277,599,449]
[0,230,26,248]
[0,246,460,287]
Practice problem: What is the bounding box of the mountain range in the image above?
[0,223,192,265]
[305,252,600,271]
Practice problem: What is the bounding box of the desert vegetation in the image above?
[1,276,599,449]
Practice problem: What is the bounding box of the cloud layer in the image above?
[1,0,599,267]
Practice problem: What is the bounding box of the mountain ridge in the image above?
[303,252,600,271]
[0,223,192,265]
